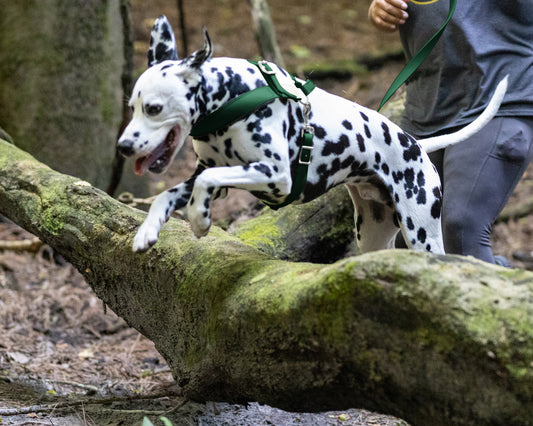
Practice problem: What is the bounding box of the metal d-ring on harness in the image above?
[189,59,316,209]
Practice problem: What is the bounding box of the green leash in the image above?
[189,60,316,209]
[377,0,457,112]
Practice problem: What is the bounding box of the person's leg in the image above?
[440,117,533,263]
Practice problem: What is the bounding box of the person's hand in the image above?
[368,0,409,32]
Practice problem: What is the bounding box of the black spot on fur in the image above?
[417,171,425,187]
[392,171,404,184]
[416,188,426,205]
[342,120,353,130]
[357,134,366,152]
[224,139,233,158]
[312,125,327,139]
[322,134,350,156]
[296,107,305,123]
[360,112,369,122]
[254,163,272,178]
[417,228,427,244]
[404,168,415,189]
[431,187,442,219]
[404,143,422,162]
[398,132,410,147]
[252,133,272,145]
[382,122,391,145]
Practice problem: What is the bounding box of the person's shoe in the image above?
[494,255,512,268]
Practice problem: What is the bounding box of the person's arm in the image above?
[368,0,409,32]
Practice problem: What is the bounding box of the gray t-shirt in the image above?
[399,0,533,138]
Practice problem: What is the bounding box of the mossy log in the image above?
[233,185,356,263]
[1,138,532,426]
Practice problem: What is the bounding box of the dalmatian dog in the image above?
[118,16,507,254]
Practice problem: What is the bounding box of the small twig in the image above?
[43,379,99,392]
[0,392,183,417]
[496,194,533,223]
[0,237,42,252]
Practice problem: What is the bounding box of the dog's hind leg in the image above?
[387,184,445,255]
[346,183,400,253]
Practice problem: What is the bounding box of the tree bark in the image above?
[0,139,532,426]
[0,0,148,196]
[249,0,285,68]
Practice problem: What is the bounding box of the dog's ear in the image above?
[186,28,213,69]
[148,15,179,68]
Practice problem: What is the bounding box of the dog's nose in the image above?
[117,139,135,157]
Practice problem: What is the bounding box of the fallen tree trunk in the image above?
[0,138,532,426]
[233,185,356,263]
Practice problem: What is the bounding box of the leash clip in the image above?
[298,99,314,165]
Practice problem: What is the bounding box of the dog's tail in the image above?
[418,75,508,153]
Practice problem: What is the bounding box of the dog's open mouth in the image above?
[134,125,181,176]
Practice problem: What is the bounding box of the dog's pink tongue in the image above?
[134,157,149,176]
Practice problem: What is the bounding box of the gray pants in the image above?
[429,117,533,263]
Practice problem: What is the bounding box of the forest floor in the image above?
[1,0,533,425]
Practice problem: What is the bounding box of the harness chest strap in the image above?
[189,60,316,209]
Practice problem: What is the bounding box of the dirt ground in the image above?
[1,0,533,425]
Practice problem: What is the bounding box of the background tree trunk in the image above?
[249,0,285,67]
[0,0,147,195]
[1,138,532,426]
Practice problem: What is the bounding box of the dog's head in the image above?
[118,16,212,176]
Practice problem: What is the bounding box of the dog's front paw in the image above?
[132,222,160,252]
[189,213,211,238]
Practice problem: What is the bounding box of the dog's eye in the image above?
[145,104,163,116]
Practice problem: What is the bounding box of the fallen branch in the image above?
[0,237,42,252]
[497,193,533,223]
[0,392,182,417]
[0,139,532,426]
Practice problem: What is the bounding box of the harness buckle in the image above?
[299,126,314,165]
[257,60,276,75]
[299,145,314,165]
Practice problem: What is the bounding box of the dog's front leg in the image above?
[187,162,290,238]
[132,169,203,252]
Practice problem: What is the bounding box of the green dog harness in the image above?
[189,60,316,209]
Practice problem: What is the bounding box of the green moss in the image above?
[234,211,284,255]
